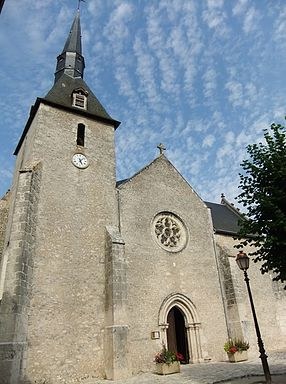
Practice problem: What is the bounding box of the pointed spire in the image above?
[54,10,85,83]
[62,10,82,55]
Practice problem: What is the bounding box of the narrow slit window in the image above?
[77,124,85,147]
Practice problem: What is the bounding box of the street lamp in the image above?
[236,250,272,384]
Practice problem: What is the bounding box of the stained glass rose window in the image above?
[152,212,187,252]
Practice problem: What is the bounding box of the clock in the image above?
[72,153,89,169]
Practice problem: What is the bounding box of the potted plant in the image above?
[154,343,183,375]
[224,338,249,362]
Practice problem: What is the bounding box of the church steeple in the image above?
[14,9,120,156]
[54,10,85,83]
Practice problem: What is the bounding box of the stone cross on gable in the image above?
[157,143,166,155]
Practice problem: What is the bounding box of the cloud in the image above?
[232,0,248,16]
[145,1,202,99]
[1,0,286,207]
[133,36,163,110]
[224,131,235,144]
[203,67,217,99]
[114,66,137,100]
[87,0,104,15]
[104,2,133,41]
[202,135,215,148]
[207,0,224,9]
[202,2,229,36]
[225,80,244,108]
[273,5,286,47]
[243,6,259,34]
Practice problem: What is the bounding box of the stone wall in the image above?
[0,191,10,265]
[215,233,286,358]
[215,243,243,339]
[21,104,118,383]
[118,155,228,374]
[104,226,129,380]
[0,164,41,384]
[1,102,119,383]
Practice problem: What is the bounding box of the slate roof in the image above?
[205,201,242,235]
[44,74,120,126]
[62,10,82,54]
[45,10,119,126]
[14,76,120,155]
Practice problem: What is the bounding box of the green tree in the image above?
[236,121,286,287]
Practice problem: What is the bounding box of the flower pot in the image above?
[155,361,180,375]
[227,351,248,362]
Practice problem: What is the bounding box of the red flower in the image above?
[176,352,184,361]
[229,346,238,354]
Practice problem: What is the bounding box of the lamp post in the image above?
[236,250,272,384]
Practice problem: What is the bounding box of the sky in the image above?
[1,0,286,204]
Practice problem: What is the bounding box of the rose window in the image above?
[152,212,187,252]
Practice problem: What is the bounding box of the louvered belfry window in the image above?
[72,88,88,110]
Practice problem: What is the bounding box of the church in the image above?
[0,10,285,384]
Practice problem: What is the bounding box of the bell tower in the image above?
[0,10,128,383]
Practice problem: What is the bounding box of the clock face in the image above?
[72,153,89,169]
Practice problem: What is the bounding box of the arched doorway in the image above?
[167,306,189,364]
[158,293,204,363]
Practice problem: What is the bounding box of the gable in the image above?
[117,155,213,250]
[117,154,206,207]
[117,155,246,237]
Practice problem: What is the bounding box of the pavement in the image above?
[222,376,286,384]
[86,351,286,384]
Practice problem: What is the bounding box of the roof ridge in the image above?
[220,195,243,217]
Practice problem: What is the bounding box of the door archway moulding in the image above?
[158,293,204,363]
[158,292,199,325]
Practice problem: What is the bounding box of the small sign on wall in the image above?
[151,331,160,339]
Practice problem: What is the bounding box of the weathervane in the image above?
[77,0,86,10]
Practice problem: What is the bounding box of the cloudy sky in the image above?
[0,0,285,204]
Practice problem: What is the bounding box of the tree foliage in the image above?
[236,121,286,287]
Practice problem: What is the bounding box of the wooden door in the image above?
[166,306,189,363]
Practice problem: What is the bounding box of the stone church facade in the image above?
[0,11,285,384]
